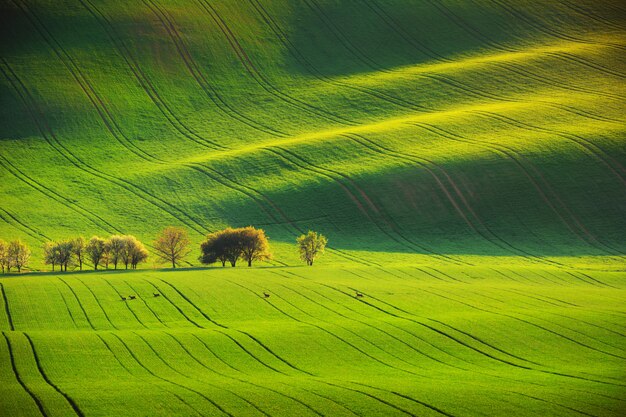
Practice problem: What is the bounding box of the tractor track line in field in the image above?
[54,286,79,330]
[148,282,205,329]
[469,110,626,185]
[336,284,543,367]
[421,0,626,81]
[193,0,357,127]
[348,287,626,386]
[456,287,626,351]
[77,0,226,151]
[301,0,391,74]
[484,0,626,52]
[247,0,427,113]
[347,131,535,259]
[346,132,563,265]
[0,152,117,237]
[560,1,625,31]
[137,331,273,417]
[14,0,156,162]
[101,279,149,329]
[0,207,49,242]
[23,332,85,417]
[106,333,216,416]
[141,0,286,138]
[0,56,209,237]
[56,278,96,330]
[230,279,427,378]
[95,334,205,417]
[169,331,351,417]
[422,287,626,361]
[349,380,458,417]
[368,0,626,104]
[123,280,171,327]
[14,1,245,237]
[277,283,448,371]
[263,146,463,265]
[188,332,360,417]
[507,389,597,417]
[241,281,431,376]
[2,332,47,417]
[0,283,15,331]
[151,278,313,375]
[480,289,626,345]
[408,121,625,258]
[75,278,119,330]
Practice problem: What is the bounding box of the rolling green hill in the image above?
[0,0,624,267]
[0,0,625,415]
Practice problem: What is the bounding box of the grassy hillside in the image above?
[1,1,625,415]
[1,266,625,416]
[0,0,625,268]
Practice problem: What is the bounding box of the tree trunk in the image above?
[79,260,82,271]
[172,259,176,269]
[248,259,252,267]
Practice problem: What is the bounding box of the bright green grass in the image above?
[1,266,625,416]
[0,1,625,415]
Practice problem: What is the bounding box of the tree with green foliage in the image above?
[120,235,146,270]
[72,236,86,271]
[239,226,272,267]
[43,241,59,272]
[107,235,125,270]
[56,240,75,272]
[153,226,191,268]
[199,231,227,267]
[0,239,8,274]
[297,231,327,266]
[8,240,30,273]
[86,236,106,270]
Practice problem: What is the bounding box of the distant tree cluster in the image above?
[0,227,328,275]
[44,235,148,271]
[200,226,272,267]
[0,239,31,273]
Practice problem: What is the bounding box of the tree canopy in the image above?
[297,231,328,266]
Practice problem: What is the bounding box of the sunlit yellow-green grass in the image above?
[1,266,625,416]
[0,0,625,415]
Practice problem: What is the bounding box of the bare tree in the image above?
[0,239,7,274]
[239,226,271,267]
[296,231,328,266]
[153,226,191,268]
[8,240,31,273]
[72,236,86,271]
[86,236,106,270]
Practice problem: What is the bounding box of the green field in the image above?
[0,0,625,415]
[2,267,626,416]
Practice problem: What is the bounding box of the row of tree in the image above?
[0,227,328,273]
[44,235,149,271]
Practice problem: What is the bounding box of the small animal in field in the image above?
[120,296,127,301]
[355,292,363,298]
[263,292,270,298]
[153,293,160,298]
[128,295,136,300]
